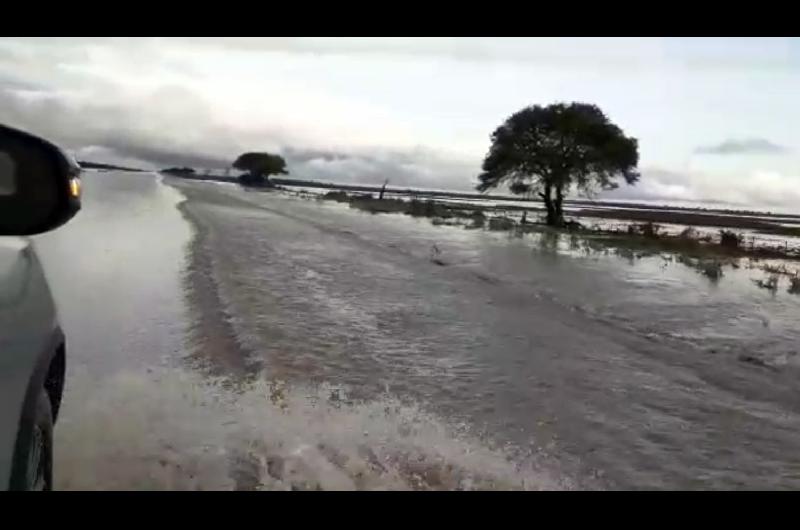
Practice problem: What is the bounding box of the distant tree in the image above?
[476,102,640,226]
[162,167,195,176]
[233,152,288,186]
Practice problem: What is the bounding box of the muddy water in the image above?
[32,172,560,490]
[29,171,800,489]
[172,179,800,489]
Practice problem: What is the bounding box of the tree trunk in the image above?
[554,185,565,227]
[540,184,556,226]
[250,170,272,187]
[540,183,566,227]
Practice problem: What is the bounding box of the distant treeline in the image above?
[78,160,147,172]
[161,167,197,176]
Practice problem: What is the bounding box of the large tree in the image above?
[233,152,288,186]
[477,102,640,226]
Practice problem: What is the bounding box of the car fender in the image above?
[0,238,61,489]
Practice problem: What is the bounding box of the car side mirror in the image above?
[0,124,81,236]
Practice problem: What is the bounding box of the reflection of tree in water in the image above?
[537,231,561,253]
[568,234,581,252]
[583,238,612,257]
[614,247,637,265]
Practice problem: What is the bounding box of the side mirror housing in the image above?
[0,124,81,236]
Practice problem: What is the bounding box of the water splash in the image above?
[54,367,567,490]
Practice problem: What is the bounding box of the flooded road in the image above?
[33,172,552,490]
[30,171,800,489]
[34,172,191,376]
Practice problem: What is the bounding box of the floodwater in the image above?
[34,171,190,376]
[294,185,800,252]
[32,172,559,490]
[31,171,800,489]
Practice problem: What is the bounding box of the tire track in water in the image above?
[176,188,270,488]
[178,197,263,380]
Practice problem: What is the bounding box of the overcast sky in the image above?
[1,37,798,209]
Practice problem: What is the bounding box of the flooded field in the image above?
[286,184,800,254]
[31,171,800,490]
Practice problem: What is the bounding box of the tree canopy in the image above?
[233,152,288,186]
[477,102,640,226]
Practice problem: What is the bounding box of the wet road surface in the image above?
[29,171,800,489]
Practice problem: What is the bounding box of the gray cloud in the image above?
[1,37,475,185]
[280,147,353,164]
[694,138,789,155]
[0,83,477,191]
[0,85,271,170]
[283,147,475,191]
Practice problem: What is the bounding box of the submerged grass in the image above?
[754,276,780,293]
[317,190,800,288]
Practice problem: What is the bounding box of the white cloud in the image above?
[603,167,800,209]
[730,170,800,208]
[695,138,789,155]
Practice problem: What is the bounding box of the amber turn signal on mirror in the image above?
[69,177,81,199]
